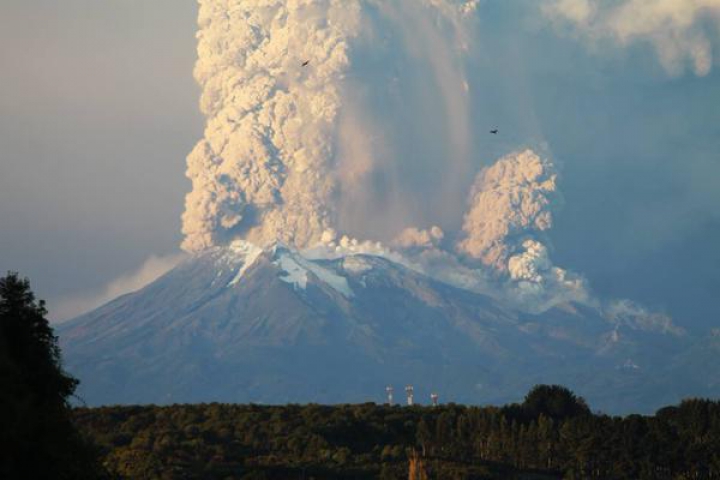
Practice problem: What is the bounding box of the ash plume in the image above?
[456,149,559,272]
[179,1,663,319]
[182,0,479,253]
[451,149,589,311]
[181,0,363,252]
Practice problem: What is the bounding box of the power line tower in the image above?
[430,393,439,407]
[405,385,414,406]
[386,386,394,405]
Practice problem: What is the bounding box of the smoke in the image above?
[392,226,445,249]
[51,253,186,322]
[179,2,669,319]
[542,0,720,76]
[456,149,558,271]
[604,299,685,335]
[336,0,478,238]
[182,0,363,252]
[449,149,589,311]
[182,0,479,253]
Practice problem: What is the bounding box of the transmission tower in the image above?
[405,385,414,406]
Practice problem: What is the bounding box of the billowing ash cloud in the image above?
[452,149,588,311]
[179,1,664,319]
[182,0,479,253]
[543,0,720,76]
[456,149,558,271]
[182,0,362,252]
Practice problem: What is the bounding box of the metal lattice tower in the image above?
[386,386,394,405]
[431,393,439,407]
[405,385,414,406]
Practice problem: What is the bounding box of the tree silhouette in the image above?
[521,384,591,422]
[0,272,105,479]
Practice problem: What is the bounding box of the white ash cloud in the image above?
[179,1,666,319]
[456,149,559,271]
[182,0,479,253]
[182,0,363,252]
[505,239,589,312]
[453,149,589,311]
[542,0,720,76]
[604,299,685,336]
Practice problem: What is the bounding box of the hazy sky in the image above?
[1,1,719,331]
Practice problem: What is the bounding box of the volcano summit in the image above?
[60,240,718,414]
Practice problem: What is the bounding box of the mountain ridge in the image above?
[59,241,716,413]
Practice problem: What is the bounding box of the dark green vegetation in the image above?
[75,385,720,480]
[0,272,105,479]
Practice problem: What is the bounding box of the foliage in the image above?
[74,390,720,480]
[0,272,106,479]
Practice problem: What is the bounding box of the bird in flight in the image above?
[490,129,498,134]
[301,60,310,67]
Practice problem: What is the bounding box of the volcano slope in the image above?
[60,242,717,413]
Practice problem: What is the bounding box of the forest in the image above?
[74,385,720,480]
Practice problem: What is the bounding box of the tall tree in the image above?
[521,385,591,422]
[0,272,105,479]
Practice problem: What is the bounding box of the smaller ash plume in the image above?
[456,149,559,272]
[449,149,590,310]
[388,149,589,313]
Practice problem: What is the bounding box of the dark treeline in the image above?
[0,272,106,479]
[75,385,720,480]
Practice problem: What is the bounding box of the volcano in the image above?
[59,242,718,413]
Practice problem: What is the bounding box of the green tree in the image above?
[0,272,105,479]
[521,384,590,422]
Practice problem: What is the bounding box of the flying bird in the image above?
[490,129,498,134]
[301,60,310,67]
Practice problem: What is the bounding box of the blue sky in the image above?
[1,1,718,331]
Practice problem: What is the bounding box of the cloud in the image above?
[456,149,559,271]
[178,2,668,321]
[451,149,589,312]
[604,299,685,335]
[542,0,720,76]
[51,253,185,322]
[182,0,363,252]
[182,0,480,253]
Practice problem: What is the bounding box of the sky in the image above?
[1,0,719,332]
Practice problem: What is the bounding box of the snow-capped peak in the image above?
[217,240,355,298]
[272,246,354,298]
[224,240,264,287]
